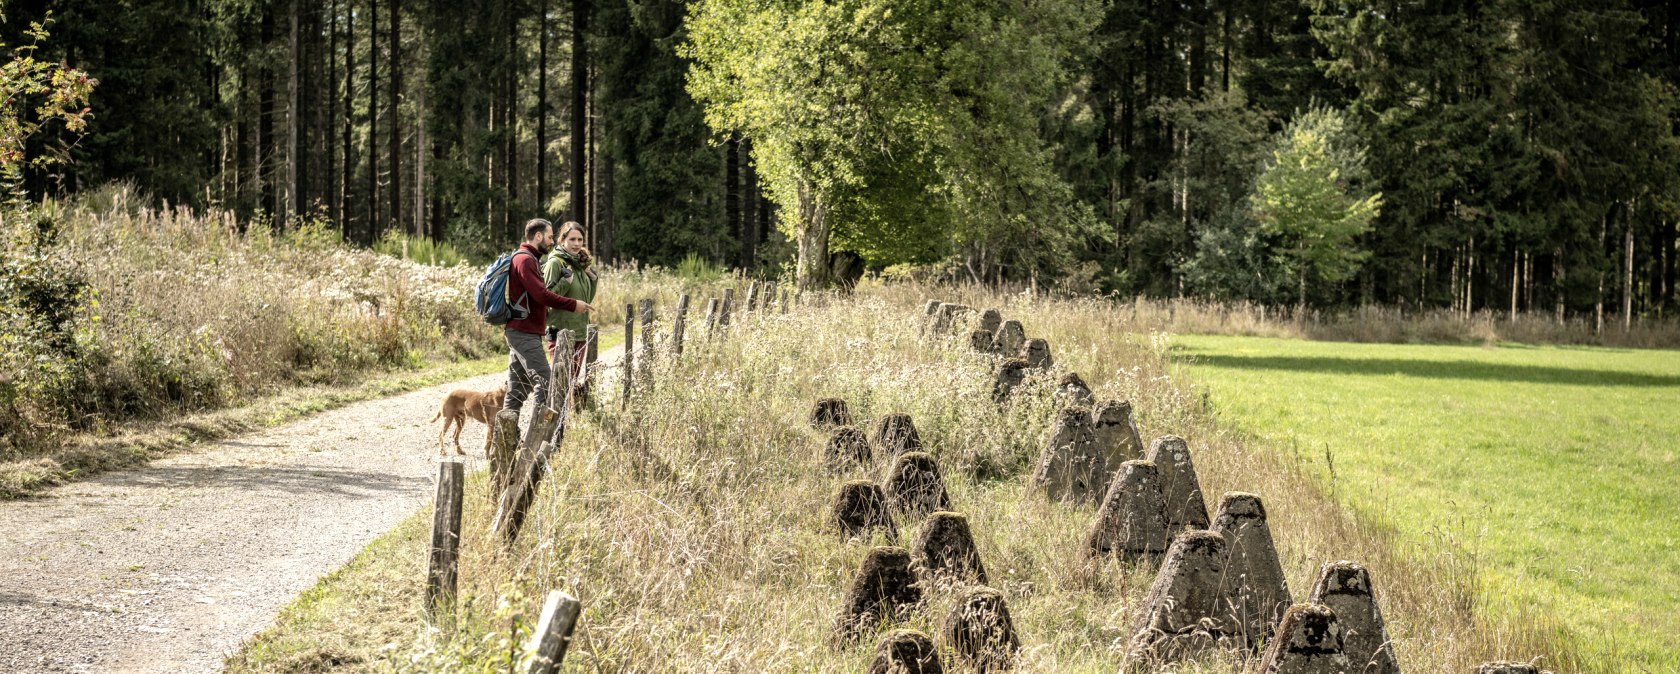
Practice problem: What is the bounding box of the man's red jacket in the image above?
[506,242,579,335]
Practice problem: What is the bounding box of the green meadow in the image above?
[1170,335,1680,671]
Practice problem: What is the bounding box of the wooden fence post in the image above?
[780,288,789,314]
[637,298,654,360]
[490,409,520,497]
[427,460,465,613]
[579,325,599,410]
[496,331,572,547]
[720,288,735,329]
[672,294,691,356]
[704,298,720,336]
[621,304,635,406]
[745,282,760,315]
[524,590,583,674]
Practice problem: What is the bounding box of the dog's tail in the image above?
[430,408,442,423]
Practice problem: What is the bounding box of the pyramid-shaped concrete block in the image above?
[940,586,1020,673]
[1309,561,1400,674]
[1211,492,1291,647]
[1146,435,1211,531]
[1091,399,1144,464]
[1086,460,1171,563]
[1124,531,1231,668]
[914,511,987,585]
[836,546,922,639]
[1254,603,1351,674]
[1030,407,1105,503]
[833,479,897,542]
[866,629,944,674]
[885,451,953,517]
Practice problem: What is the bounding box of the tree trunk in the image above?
[367,0,380,242]
[261,6,277,218]
[1510,249,1519,322]
[742,137,759,267]
[569,0,589,224]
[287,0,300,220]
[1624,215,1634,331]
[341,0,355,235]
[795,181,832,290]
[726,133,740,265]
[415,66,427,237]
[326,0,339,225]
[504,5,518,224]
[537,0,550,207]
[389,0,402,234]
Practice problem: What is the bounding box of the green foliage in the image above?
[684,0,1101,288]
[0,13,94,204]
[674,252,724,283]
[373,229,471,267]
[1248,106,1381,306]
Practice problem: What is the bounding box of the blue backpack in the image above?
[474,250,534,326]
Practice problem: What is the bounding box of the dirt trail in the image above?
[0,348,620,673]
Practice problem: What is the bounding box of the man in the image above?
[504,218,593,413]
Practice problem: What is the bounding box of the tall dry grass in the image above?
[1123,296,1680,349]
[0,184,502,494]
[403,283,1580,673]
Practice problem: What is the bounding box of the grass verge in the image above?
[225,285,1585,673]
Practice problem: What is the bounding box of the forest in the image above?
[3,0,1678,319]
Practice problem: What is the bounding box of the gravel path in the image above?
[0,349,619,674]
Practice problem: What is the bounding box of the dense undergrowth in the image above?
[232,283,1588,673]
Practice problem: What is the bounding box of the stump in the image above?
[826,426,874,472]
[993,358,1030,402]
[836,546,922,639]
[978,308,1002,334]
[913,511,987,584]
[1091,400,1145,464]
[1029,407,1108,504]
[1124,531,1232,669]
[1146,435,1211,531]
[941,586,1020,673]
[1022,338,1053,369]
[873,413,924,455]
[833,480,898,541]
[1085,460,1170,563]
[1054,372,1095,409]
[1308,561,1400,674]
[1211,492,1291,647]
[1254,603,1350,674]
[884,451,953,517]
[867,629,945,674]
[991,320,1026,356]
[811,397,854,429]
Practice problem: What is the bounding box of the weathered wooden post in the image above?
[524,590,583,674]
[490,409,520,497]
[780,288,789,314]
[637,298,654,355]
[426,460,465,613]
[621,305,635,406]
[704,298,720,336]
[578,325,599,410]
[719,288,735,328]
[496,334,572,548]
[745,282,760,315]
[672,294,691,356]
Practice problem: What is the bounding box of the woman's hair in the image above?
[557,220,592,267]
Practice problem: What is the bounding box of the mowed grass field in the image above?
[1170,334,1680,671]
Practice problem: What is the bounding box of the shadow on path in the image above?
[1171,348,1680,388]
[106,464,424,498]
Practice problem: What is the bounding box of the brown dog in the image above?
[431,385,507,456]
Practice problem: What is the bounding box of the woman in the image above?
[541,221,598,393]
